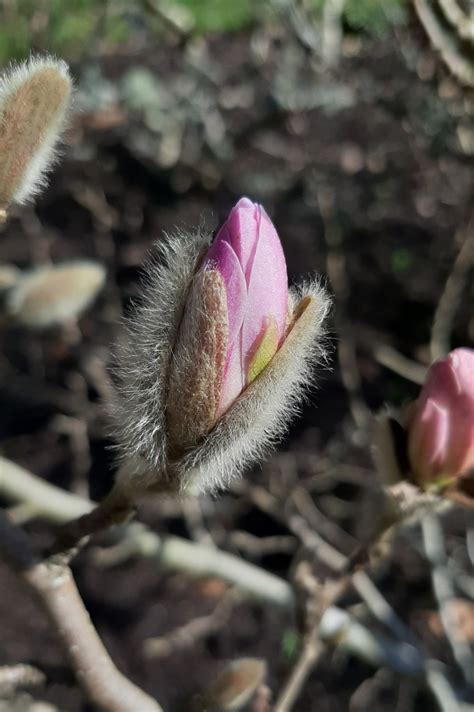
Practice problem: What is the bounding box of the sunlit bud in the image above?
[113,199,330,496]
[408,348,474,488]
[0,56,72,213]
[5,261,106,328]
[166,198,288,454]
[202,197,288,415]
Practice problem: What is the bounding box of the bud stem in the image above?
[48,486,135,559]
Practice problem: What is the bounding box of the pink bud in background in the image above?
[408,348,474,487]
[203,197,288,415]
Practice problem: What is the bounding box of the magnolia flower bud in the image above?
[408,348,474,488]
[113,198,330,495]
[0,56,72,214]
[166,198,288,452]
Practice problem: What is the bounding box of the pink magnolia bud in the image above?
[408,348,474,488]
[113,197,330,496]
[202,197,288,415]
[166,198,288,453]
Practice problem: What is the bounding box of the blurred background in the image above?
[0,1,473,711]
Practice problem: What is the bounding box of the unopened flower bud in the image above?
[408,348,474,488]
[113,198,330,495]
[166,198,288,454]
[0,56,72,213]
[5,261,105,328]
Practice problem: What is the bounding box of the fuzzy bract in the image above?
[0,56,72,210]
[112,200,330,496]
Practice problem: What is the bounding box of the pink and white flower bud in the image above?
[202,197,288,415]
[408,348,474,488]
[113,197,330,495]
[166,198,289,453]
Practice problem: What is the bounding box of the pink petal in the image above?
[420,349,474,477]
[218,197,260,284]
[204,238,247,351]
[217,341,244,417]
[448,348,474,401]
[409,398,449,482]
[241,206,288,381]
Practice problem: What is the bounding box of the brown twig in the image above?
[47,485,135,558]
[143,589,239,658]
[430,224,474,361]
[272,626,324,712]
[372,343,427,385]
[0,510,163,712]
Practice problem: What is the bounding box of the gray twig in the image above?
[430,225,474,361]
[0,456,295,610]
[421,513,474,689]
[0,511,163,712]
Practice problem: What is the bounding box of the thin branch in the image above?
[0,511,163,712]
[48,485,134,557]
[413,0,474,87]
[0,456,295,610]
[430,225,474,361]
[421,513,474,688]
[272,627,324,712]
[351,570,420,647]
[437,0,474,43]
[321,0,347,66]
[143,589,239,658]
[319,606,425,675]
[0,456,92,523]
[372,343,427,385]
[320,609,464,712]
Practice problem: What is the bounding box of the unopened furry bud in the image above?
[0,56,72,212]
[5,261,105,328]
[112,198,330,496]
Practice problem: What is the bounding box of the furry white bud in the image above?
[5,261,106,328]
[112,225,330,497]
[0,55,72,211]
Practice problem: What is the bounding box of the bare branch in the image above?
[0,511,163,712]
[414,0,474,87]
[0,456,295,609]
[430,225,474,361]
[272,627,324,712]
[421,513,474,688]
